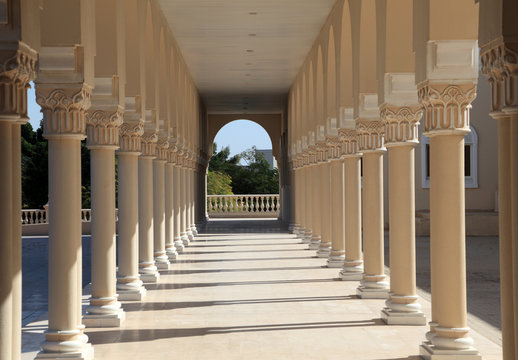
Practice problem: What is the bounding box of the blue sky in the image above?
[26,83,272,158]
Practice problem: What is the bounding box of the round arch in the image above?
[207,114,282,161]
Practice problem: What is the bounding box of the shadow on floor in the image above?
[180,248,303,255]
[143,278,337,290]
[162,266,325,275]
[186,242,300,247]
[87,319,383,344]
[174,256,312,263]
[121,295,358,312]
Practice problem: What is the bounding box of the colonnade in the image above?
[288,0,516,359]
[0,1,206,359]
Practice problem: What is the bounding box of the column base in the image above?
[154,255,171,270]
[381,308,427,325]
[174,239,185,252]
[327,253,345,268]
[140,272,160,283]
[181,233,190,246]
[116,277,147,301]
[339,270,363,280]
[419,342,481,360]
[187,230,194,242]
[308,235,320,249]
[35,344,94,360]
[82,308,126,328]
[356,286,389,299]
[296,227,305,239]
[166,246,178,260]
[117,287,147,301]
[302,230,312,244]
[288,223,296,233]
[191,225,198,236]
[316,242,331,258]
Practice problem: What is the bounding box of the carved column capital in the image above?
[86,108,123,148]
[155,135,169,162]
[355,119,386,152]
[418,82,476,136]
[380,104,422,146]
[338,129,360,156]
[326,135,342,160]
[140,128,158,158]
[481,41,518,113]
[36,86,92,140]
[0,42,38,121]
[119,121,144,153]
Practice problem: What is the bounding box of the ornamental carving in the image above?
[380,104,422,145]
[155,136,169,161]
[355,119,385,151]
[338,129,360,155]
[326,135,342,160]
[418,83,476,135]
[481,42,518,111]
[36,86,92,139]
[86,109,123,147]
[140,130,158,157]
[0,42,37,119]
[119,121,144,153]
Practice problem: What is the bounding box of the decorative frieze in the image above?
[338,129,360,156]
[0,42,37,120]
[36,86,92,140]
[418,83,476,136]
[481,41,518,112]
[355,119,385,152]
[326,135,342,160]
[86,108,123,147]
[380,104,422,145]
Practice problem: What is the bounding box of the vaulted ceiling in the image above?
[159,0,337,114]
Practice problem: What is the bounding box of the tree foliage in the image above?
[207,170,233,195]
[208,143,279,195]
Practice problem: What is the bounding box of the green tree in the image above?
[21,121,48,208]
[207,170,233,195]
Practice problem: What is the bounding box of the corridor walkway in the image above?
[23,219,501,359]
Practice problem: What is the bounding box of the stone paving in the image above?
[21,219,502,359]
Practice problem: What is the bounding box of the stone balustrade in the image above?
[207,194,280,218]
[21,208,118,225]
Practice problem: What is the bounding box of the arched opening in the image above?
[206,118,281,218]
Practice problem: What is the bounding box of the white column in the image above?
[356,118,389,299]
[153,138,170,270]
[83,107,125,327]
[35,85,94,359]
[116,120,147,301]
[165,153,178,261]
[173,163,185,251]
[138,130,160,283]
[327,141,345,268]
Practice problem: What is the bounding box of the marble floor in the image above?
[22,219,502,359]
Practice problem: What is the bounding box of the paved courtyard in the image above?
[21,219,502,359]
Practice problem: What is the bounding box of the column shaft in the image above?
[303,165,313,244]
[153,159,169,269]
[138,157,159,283]
[180,166,189,245]
[309,164,321,248]
[164,162,178,260]
[11,123,22,360]
[84,147,124,326]
[317,162,332,257]
[357,151,388,298]
[340,156,363,280]
[117,152,146,300]
[45,138,84,350]
[497,116,515,359]
[382,145,425,324]
[510,117,518,357]
[327,159,345,267]
[0,121,13,360]
[173,166,184,251]
[428,134,473,349]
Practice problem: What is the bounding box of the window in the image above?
[421,126,478,189]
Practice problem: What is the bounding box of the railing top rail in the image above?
[207,194,280,197]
